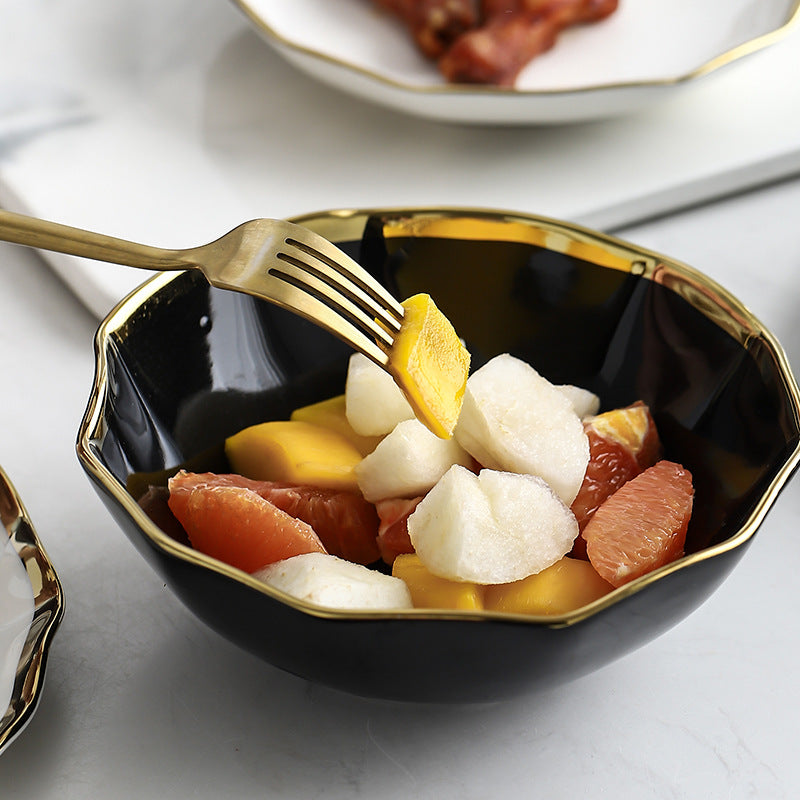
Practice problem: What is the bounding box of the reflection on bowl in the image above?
[0,466,64,753]
[77,208,800,702]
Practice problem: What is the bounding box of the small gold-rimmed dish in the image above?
[0,466,64,754]
[232,0,800,124]
[77,207,800,702]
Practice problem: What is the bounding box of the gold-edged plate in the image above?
[0,466,64,755]
[232,0,800,124]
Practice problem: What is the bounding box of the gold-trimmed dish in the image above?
[0,466,64,754]
[231,0,800,124]
[77,207,800,702]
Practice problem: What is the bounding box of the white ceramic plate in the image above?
[0,466,64,755]
[233,0,800,124]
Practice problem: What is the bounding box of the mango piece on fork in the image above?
[388,293,470,440]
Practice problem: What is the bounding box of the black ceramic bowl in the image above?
[77,208,800,703]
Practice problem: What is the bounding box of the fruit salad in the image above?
[157,300,694,617]
[147,291,693,615]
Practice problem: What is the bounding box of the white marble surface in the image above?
[1,0,800,796]
[1,0,800,317]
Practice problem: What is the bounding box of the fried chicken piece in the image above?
[439,0,618,86]
[373,0,479,58]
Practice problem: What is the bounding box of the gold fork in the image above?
[0,210,405,367]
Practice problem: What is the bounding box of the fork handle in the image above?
[0,209,190,271]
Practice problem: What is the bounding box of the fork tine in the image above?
[270,255,395,349]
[260,276,391,366]
[281,240,400,336]
[280,224,405,329]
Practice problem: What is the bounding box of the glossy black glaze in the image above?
[88,472,752,702]
[80,213,800,702]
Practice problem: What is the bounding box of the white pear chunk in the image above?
[355,418,474,503]
[454,354,589,505]
[407,465,578,584]
[558,384,600,419]
[253,552,413,610]
[345,352,414,437]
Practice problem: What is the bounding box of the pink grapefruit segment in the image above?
[571,402,662,532]
[168,471,326,573]
[571,402,662,558]
[375,496,422,565]
[168,471,380,566]
[583,460,693,587]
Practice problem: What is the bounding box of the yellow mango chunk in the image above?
[392,554,484,611]
[290,394,382,457]
[483,557,613,616]
[225,420,363,492]
[388,294,470,440]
